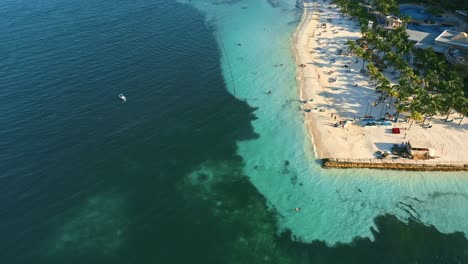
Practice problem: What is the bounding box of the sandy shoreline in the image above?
[292,2,322,158]
[293,0,468,162]
[292,1,336,159]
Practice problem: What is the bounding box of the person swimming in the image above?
[118,94,126,103]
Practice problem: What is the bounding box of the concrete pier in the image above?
[322,158,468,171]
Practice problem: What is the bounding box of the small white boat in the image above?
[118,94,126,103]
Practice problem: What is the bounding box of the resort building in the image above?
[405,29,468,77]
[381,10,468,76]
[435,31,468,76]
[406,29,443,52]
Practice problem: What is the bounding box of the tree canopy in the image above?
[334,0,466,124]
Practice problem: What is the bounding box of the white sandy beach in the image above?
[294,0,468,162]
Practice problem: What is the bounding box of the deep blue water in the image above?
[1,0,468,263]
[0,0,258,262]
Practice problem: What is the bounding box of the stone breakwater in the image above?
[322,158,468,171]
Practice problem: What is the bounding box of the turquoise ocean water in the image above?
[1,0,468,263]
[185,0,468,242]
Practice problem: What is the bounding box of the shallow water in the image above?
[185,0,468,244]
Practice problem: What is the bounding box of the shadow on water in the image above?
[278,214,468,264]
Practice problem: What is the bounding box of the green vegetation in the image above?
[334,0,467,124]
[370,0,399,16]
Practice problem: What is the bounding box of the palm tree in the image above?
[372,0,398,15]
[393,78,412,105]
[422,69,440,92]
[346,40,356,51]
[414,47,440,76]
[442,91,464,121]
[378,40,392,57]
[439,75,464,120]
[367,62,380,80]
[361,48,373,71]
[336,0,465,129]
[419,92,440,125]
[391,27,412,62]
[387,88,399,112]
[456,98,467,125]
[348,41,366,68]
[399,65,415,81]
[394,56,410,77]
[408,85,427,114]
[408,111,423,130]
[394,102,407,122]
[364,29,380,49]
[360,23,370,36]
[376,76,391,94]
[384,51,399,73]
[349,43,367,70]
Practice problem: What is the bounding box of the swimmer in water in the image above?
[295,207,301,211]
[118,94,126,103]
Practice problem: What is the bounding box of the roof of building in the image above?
[407,29,448,53]
[435,30,468,49]
[452,32,468,42]
[407,29,429,42]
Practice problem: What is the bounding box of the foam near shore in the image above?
[294,0,468,162]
